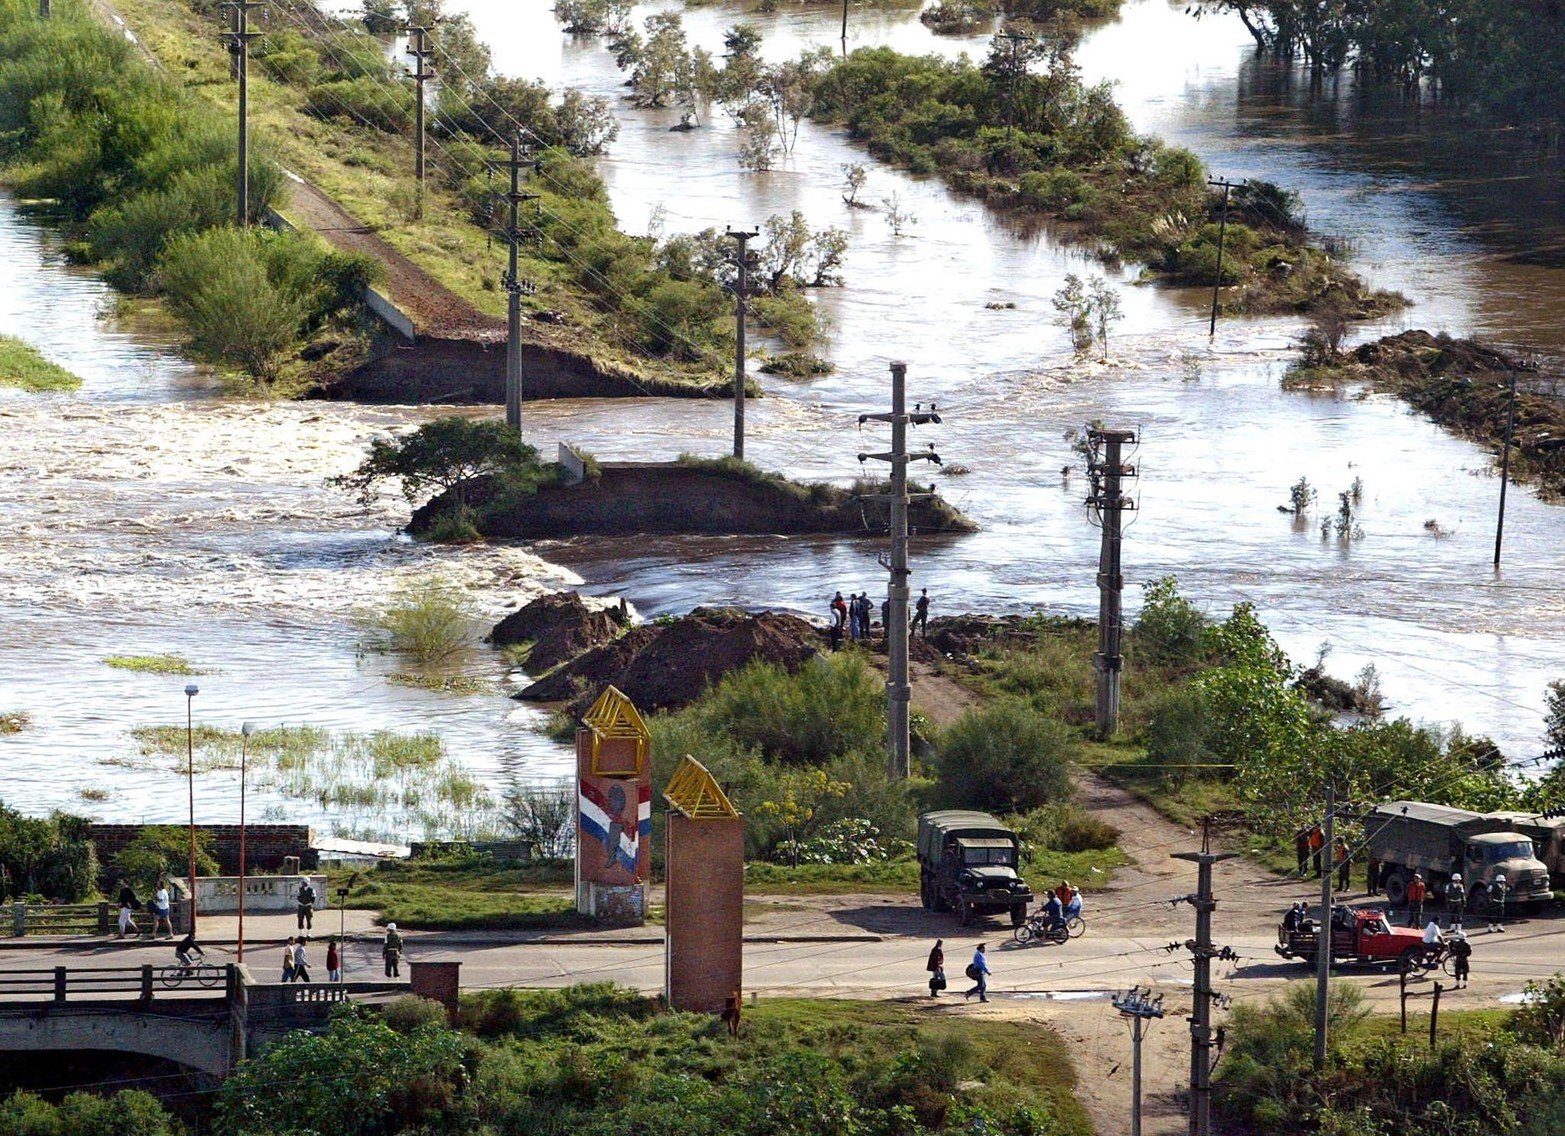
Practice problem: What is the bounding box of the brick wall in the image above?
[88,825,315,876]
[665,814,744,1014]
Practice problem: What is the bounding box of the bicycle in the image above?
[159,962,224,989]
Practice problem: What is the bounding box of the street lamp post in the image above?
[184,684,199,936]
[239,721,254,963]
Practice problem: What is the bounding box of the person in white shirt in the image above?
[1422,919,1444,946]
[151,878,174,940]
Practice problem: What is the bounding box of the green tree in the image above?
[935,699,1078,812]
[1545,679,1565,753]
[115,825,219,892]
[330,417,543,508]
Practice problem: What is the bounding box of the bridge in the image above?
[0,962,459,1078]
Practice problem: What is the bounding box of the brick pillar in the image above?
[409,961,461,1025]
[665,814,743,1014]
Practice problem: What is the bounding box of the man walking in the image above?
[1446,874,1467,931]
[150,876,174,940]
[963,942,990,1003]
[1406,871,1427,928]
[926,940,945,998]
[115,880,140,940]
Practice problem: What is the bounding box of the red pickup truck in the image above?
[1275,906,1431,968]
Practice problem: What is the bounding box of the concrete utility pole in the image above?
[859,362,942,779]
[1174,822,1237,1136]
[726,227,759,461]
[1085,427,1137,738]
[1207,177,1237,337]
[39,0,50,18]
[840,0,848,57]
[1112,987,1165,1136]
[1314,784,1336,1069]
[222,2,267,228]
[405,23,436,216]
[499,135,540,432]
[1494,372,1518,568]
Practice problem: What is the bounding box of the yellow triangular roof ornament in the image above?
[582,685,650,776]
[663,756,741,819]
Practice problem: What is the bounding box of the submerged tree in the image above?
[330,417,544,508]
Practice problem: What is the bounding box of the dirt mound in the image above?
[487,591,627,675]
[1351,329,1524,377]
[516,607,825,717]
[924,614,1094,659]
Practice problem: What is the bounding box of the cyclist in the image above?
[174,931,205,972]
[1064,885,1083,922]
[1040,889,1064,933]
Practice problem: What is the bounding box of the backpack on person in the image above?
[964,962,980,981]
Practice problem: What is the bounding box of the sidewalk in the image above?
[0,907,882,954]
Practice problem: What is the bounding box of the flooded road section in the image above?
[467,0,1563,755]
[0,199,576,837]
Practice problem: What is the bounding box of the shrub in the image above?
[691,654,884,766]
[366,577,475,665]
[0,804,96,902]
[382,994,450,1034]
[306,76,414,134]
[115,825,219,891]
[1019,168,1088,211]
[157,228,308,380]
[935,699,1078,812]
[1130,575,1209,671]
[1140,685,1216,771]
[0,1090,179,1136]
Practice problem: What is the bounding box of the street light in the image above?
[239,721,254,963]
[184,684,199,937]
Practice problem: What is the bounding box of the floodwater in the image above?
[3,0,1564,833]
[0,199,577,838]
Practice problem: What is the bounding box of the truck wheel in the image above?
[932,887,951,914]
[1383,870,1409,907]
[958,899,973,926]
[920,876,932,910]
[1010,903,1026,928]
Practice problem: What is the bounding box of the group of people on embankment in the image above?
[827,588,930,650]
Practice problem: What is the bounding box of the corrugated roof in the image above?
[921,810,1007,830]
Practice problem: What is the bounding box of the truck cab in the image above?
[1462,832,1553,907]
[917,810,1034,926]
[1483,811,1565,888]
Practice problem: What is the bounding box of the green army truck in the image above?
[1483,810,1565,888]
[917,810,1034,927]
[1367,801,1553,912]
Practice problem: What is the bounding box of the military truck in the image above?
[1483,811,1565,887]
[1367,801,1553,912]
[917,810,1034,926]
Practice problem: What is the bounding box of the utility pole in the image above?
[1112,987,1165,1136]
[499,135,540,432]
[1493,372,1518,568]
[406,23,436,217]
[1085,426,1137,738]
[221,2,267,228]
[997,31,1030,149]
[858,362,942,779]
[1173,821,1237,1136]
[39,0,49,18]
[1314,784,1336,1069]
[840,0,848,57]
[1207,177,1237,337]
[726,227,759,461]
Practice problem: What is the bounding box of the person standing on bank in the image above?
[912,588,930,638]
[926,940,946,998]
[383,923,404,978]
[964,943,990,1003]
[296,878,316,931]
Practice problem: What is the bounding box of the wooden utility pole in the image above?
[1174,823,1236,1136]
[1314,785,1335,1069]
[859,363,942,778]
[840,0,848,56]
[1207,177,1237,337]
[222,2,267,227]
[499,136,540,432]
[406,23,436,217]
[725,227,758,461]
[1494,372,1518,567]
[1086,427,1137,738]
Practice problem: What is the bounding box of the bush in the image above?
[306,76,414,134]
[691,654,884,766]
[934,699,1078,812]
[157,228,308,380]
[1019,168,1089,211]
[366,577,475,665]
[0,804,96,902]
[0,1090,179,1136]
[382,994,450,1034]
[1130,575,1209,671]
[115,825,218,891]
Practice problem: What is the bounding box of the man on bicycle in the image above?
[1040,889,1064,932]
[174,931,205,970]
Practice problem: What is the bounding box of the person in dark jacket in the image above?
[296,880,316,931]
[1449,931,1472,987]
[926,940,945,998]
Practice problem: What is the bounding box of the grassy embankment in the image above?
[809,47,1404,319]
[108,0,758,391]
[0,334,82,392]
[103,653,206,675]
